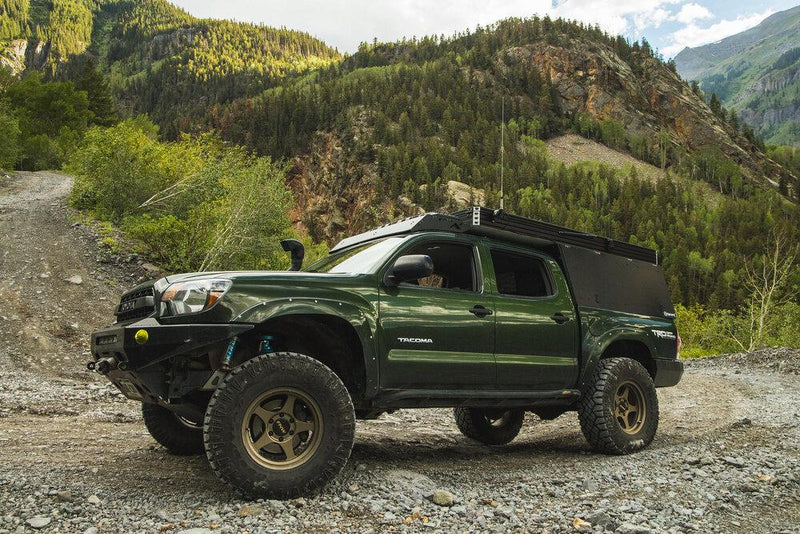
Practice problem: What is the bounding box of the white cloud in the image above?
[550,0,680,36]
[173,0,551,53]
[173,0,686,52]
[171,0,775,59]
[662,9,774,57]
[674,3,713,24]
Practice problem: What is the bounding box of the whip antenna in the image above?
[500,97,505,210]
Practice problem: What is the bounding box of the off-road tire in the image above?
[578,357,658,455]
[453,407,525,445]
[204,352,355,499]
[142,403,205,455]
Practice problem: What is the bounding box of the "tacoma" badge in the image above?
[397,337,434,344]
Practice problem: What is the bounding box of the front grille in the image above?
[115,287,156,323]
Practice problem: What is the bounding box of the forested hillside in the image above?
[1,3,799,353]
[1,0,340,136]
[674,6,800,147]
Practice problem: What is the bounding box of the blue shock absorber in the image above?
[221,336,238,371]
[260,335,275,355]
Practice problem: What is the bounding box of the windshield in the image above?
[304,237,406,274]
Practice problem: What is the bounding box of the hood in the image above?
[162,270,360,285]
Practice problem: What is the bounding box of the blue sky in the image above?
[171,0,798,58]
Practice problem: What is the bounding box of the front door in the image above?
[378,238,496,390]
[488,246,579,390]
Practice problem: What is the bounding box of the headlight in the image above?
[160,279,232,316]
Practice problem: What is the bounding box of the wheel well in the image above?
[601,340,655,378]
[250,314,367,404]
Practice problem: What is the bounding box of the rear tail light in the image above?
[676,334,682,357]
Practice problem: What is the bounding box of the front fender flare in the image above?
[234,297,379,396]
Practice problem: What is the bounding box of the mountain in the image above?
[0,0,340,136]
[674,5,800,147]
[212,18,796,242]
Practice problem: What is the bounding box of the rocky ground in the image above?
[0,172,798,533]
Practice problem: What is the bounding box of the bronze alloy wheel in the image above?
[175,415,202,429]
[484,410,515,427]
[614,380,646,434]
[241,387,323,470]
[454,407,525,445]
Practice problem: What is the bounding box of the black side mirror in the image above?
[385,254,434,286]
[281,239,305,271]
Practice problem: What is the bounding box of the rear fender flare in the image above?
[578,328,658,389]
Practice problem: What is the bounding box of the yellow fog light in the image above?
[134,329,149,345]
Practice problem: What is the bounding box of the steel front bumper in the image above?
[90,318,252,402]
[653,358,684,387]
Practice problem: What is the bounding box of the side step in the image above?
[372,388,580,409]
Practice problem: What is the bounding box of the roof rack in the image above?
[454,207,658,264]
[330,206,658,265]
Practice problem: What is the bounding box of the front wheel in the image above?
[578,357,659,454]
[454,407,525,445]
[204,352,355,499]
[142,403,205,455]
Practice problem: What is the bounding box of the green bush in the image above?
[19,135,61,170]
[0,105,19,170]
[69,118,297,272]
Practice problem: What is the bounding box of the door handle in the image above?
[550,313,570,324]
[469,305,493,318]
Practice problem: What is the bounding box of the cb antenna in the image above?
[500,96,505,211]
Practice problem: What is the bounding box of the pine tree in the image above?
[709,93,722,116]
[75,58,117,127]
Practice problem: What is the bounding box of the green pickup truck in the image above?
[90,207,682,498]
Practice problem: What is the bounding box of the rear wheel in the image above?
[142,403,204,455]
[578,357,658,454]
[204,352,355,499]
[454,407,525,445]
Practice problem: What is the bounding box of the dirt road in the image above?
[0,172,798,533]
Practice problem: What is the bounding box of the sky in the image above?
[170,0,799,58]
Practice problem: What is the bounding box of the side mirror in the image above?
[385,254,434,286]
[280,239,305,271]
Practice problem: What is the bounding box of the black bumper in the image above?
[90,318,252,403]
[653,358,684,387]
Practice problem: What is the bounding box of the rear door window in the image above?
[490,249,553,298]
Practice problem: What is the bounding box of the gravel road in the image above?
[0,172,798,534]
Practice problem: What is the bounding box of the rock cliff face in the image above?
[504,39,777,179]
[0,40,28,75]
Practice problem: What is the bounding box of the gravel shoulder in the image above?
[0,172,798,534]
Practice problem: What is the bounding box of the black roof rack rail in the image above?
[454,207,658,264]
[330,206,658,265]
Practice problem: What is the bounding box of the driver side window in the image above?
[401,241,479,292]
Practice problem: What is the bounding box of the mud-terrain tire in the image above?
[578,357,658,455]
[453,407,525,445]
[204,352,355,499]
[142,403,205,455]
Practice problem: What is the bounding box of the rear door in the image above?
[377,236,496,390]
[487,245,579,390]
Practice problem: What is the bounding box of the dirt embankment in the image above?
[0,172,797,534]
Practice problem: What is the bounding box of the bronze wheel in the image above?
[579,357,659,455]
[241,388,323,470]
[614,381,646,434]
[454,407,525,445]
[142,403,205,455]
[485,410,515,428]
[204,352,355,499]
